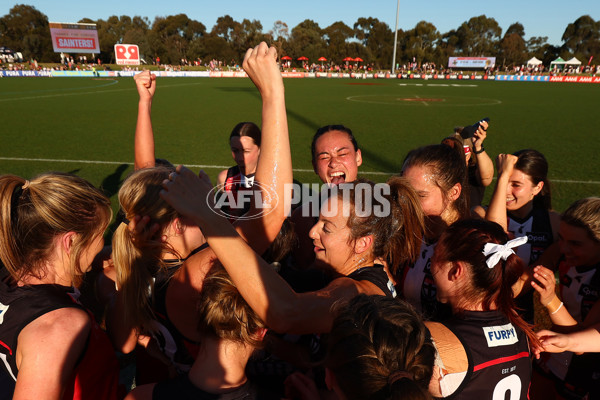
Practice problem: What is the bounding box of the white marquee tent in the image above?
[526,57,543,68]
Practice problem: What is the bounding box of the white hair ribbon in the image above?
[482,236,528,268]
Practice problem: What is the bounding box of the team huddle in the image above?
[1,43,598,400]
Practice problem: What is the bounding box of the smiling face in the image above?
[505,169,542,214]
[308,197,356,274]
[230,136,260,176]
[312,130,362,185]
[559,222,600,267]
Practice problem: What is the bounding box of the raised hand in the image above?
[472,120,488,150]
[160,166,219,225]
[134,70,156,103]
[496,153,518,177]
[531,265,556,306]
[242,42,284,100]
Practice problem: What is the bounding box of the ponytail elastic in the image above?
[388,370,413,384]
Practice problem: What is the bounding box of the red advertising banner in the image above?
[49,22,100,53]
[114,44,140,65]
[549,76,600,83]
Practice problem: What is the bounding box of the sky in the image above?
[3,0,599,46]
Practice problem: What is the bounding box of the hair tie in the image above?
[388,370,413,384]
[22,180,30,190]
[482,236,528,268]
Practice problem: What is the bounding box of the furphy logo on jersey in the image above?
[0,302,8,324]
[483,323,518,347]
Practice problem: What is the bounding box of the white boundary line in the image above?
[0,156,597,183]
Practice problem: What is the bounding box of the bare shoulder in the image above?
[20,307,90,345]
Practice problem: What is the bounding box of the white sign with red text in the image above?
[49,22,100,53]
[114,44,140,65]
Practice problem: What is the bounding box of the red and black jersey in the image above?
[0,271,121,400]
[442,310,531,399]
[221,165,255,219]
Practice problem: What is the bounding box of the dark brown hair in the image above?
[513,149,551,210]
[432,219,538,346]
[230,122,261,147]
[326,295,434,400]
[402,144,470,220]
[334,177,424,281]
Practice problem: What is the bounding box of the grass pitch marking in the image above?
[0,80,204,102]
[1,156,597,183]
[346,94,501,107]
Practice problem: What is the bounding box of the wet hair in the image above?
[432,218,538,346]
[402,144,470,220]
[513,149,551,210]
[333,177,424,282]
[230,122,261,147]
[326,295,435,400]
[561,197,600,242]
[0,173,111,286]
[197,265,266,348]
[112,166,180,333]
[311,125,360,163]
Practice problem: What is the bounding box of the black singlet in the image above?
[442,310,531,399]
[347,264,396,298]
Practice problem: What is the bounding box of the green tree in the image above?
[354,17,393,69]
[402,21,440,65]
[269,20,289,62]
[456,15,502,56]
[561,15,600,63]
[288,19,326,62]
[323,21,354,63]
[500,23,526,67]
[0,4,53,61]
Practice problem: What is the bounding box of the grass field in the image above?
[1,76,598,223]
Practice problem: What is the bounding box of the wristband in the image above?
[545,295,562,314]
[551,302,564,315]
[473,146,485,154]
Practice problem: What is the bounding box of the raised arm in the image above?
[531,265,578,328]
[471,121,494,187]
[485,154,517,232]
[133,70,157,170]
[161,166,362,334]
[229,43,292,254]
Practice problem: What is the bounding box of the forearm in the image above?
[237,92,292,253]
[475,152,494,186]
[485,174,509,231]
[134,99,156,170]
[544,294,578,329]
[196,210,299,332]
[564,326,600,352]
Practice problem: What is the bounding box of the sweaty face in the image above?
[312,130,362,186]
[230,136,260,176]
[308,197,355,273]
[558,223,600,267]
[402,165,447,217]
[505,169,542,212]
